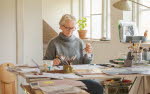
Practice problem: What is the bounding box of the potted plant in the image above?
[77,17,87,39]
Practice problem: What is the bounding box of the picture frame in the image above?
[118,20,138,42]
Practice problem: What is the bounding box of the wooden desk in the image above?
[21,85,43,94]
[12,66,117,83]
[21,85,89,94]
[9,64,150,94]
[10,65,116,94]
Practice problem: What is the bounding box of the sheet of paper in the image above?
[18,68,39,73]
[40,85,82,94]
[25,73,63,79]
[52,73,80,79]
[72,64,103,70]
[25,73,81,79]
[39,79,85,87]
[53,64,104,71]
[102,66,150,75]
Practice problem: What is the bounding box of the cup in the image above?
[63,65,73,73]
[43,60,53,71]
[132,52,142,63]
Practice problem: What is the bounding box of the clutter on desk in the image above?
[25,73,82,79]
[101,78,132,94]
[102,65,150,75]
[39,85,85,94]
[109,59,125,64]
[110,41,150,67]
[55,55,76,73]
[38,79,86,87]
[127,41,146,63]
[30,82,39,89]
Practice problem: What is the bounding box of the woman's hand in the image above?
[53,58,61,65]
[84,43,92,53]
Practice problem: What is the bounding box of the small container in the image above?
[144,52,150,61]
[43,60,53,71]
[132,52,142,63]
[63,65,73,73]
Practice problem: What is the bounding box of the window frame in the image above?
[78,0,111,41]
[132,0,150,36]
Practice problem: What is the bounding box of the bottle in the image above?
[144,30,148,42]
[144,30,148,37]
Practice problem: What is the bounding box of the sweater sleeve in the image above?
[80,40,93,64]
[43,40,56,60]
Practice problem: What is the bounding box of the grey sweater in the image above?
[44,33,93,64]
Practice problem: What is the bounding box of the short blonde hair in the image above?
[59,14,76,25]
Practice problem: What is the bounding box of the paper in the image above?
[39,79,85,87]
[25,73,63,79]
[52,73,81,79]
[25,73,81,79]
[40,85,82,94]
[72,64,103,70]
[83,75,108,78]
[102,67,150,75]
[18,68,39,73]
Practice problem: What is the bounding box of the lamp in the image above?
[113,0,150,11]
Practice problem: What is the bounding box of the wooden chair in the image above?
[0,63,16,94]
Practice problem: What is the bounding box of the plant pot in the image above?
[78,30,87,39]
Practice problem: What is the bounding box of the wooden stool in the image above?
[0,63,16,94]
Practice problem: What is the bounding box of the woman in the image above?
[44,14,103,94]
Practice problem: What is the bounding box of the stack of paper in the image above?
[40,85,83,94]
[102,67,149,75]
[39,80,85,87]
[25,73,80,79]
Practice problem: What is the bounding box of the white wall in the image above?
[17,0,43,94]
[23,0,43,65]
[0,0,16,64]
[42,0,71,33]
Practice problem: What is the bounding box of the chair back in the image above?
[0,63,16,94]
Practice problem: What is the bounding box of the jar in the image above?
[63,65,73,73]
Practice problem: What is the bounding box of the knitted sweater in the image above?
[44,33,93,64]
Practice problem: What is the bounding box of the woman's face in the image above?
[60,19,76,37]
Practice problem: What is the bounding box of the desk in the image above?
[21,85,43,94]
[20,85,89,94]
[9,64,150,94]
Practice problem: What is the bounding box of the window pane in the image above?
[83,0,90,16]
[140,0,150,10]
[92,0,102,14]
[91,15,102,39]
[140,11,150,40]
[123,11,132,21]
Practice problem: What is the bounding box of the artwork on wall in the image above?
[118,20,139,42]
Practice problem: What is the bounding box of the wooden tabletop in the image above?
[21,85,89,94]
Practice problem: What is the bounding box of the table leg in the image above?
[143,76,145,94]
[137,77,143,94]
[129,76,137,93]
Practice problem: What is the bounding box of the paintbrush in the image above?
[32,59,42,74]
[56,55,68,65]
[32,59,40,69]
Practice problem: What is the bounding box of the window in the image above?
[80,0,111,40]
[124,0,150,40]
[138,0,150,40]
